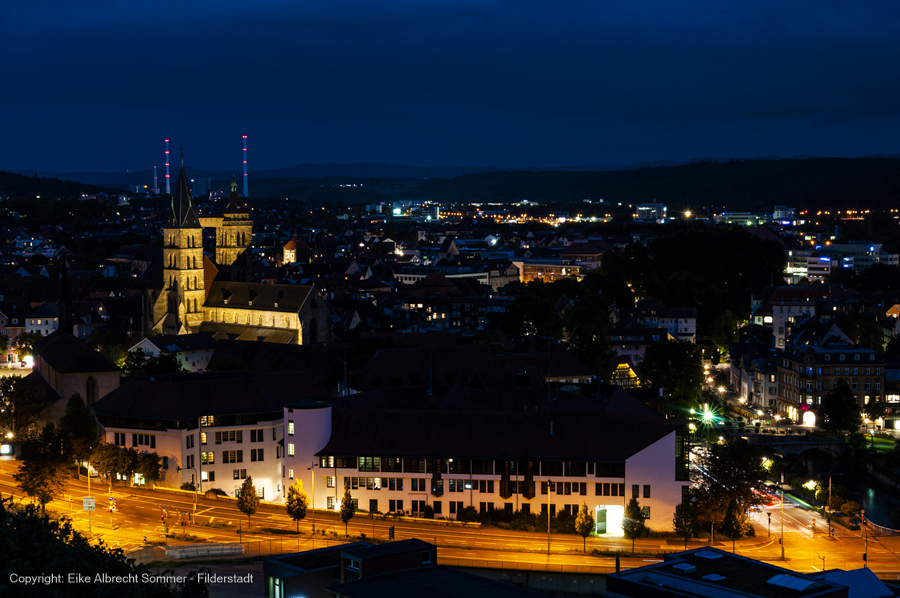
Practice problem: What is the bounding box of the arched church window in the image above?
[85,377,98,405]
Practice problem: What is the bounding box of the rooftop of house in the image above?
[610,548,848,598]
[90,371,304,420]
[329,564,547,598]
[137,332,217,353]
[33,332,119,374]
[267,542,370,574]
[318,406,680,461]
[342,539,433,562]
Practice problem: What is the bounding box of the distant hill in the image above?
[14,161,672,189]
[0,171,122,199]
[403,157,900,211]
[9,156,900,210]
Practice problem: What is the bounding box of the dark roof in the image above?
[169,162,201,229]
[267,543,370,573]
[329,565,547,598]
[204,281,314,313]
[90,372,302,420]
[342,539,432,561]
[29,302,59,318]
[33,332,120,373]
[143,332,217,353]
[224,176,249,214]
[199,322,299,343]
[318,408,680,461]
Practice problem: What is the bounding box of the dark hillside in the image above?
[0,171,122,199]
[404,158,900,210]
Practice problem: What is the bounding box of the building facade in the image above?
[91,373,291,497]
[282,403,690,531]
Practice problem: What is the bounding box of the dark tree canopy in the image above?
[121,349,186,377]
[820,379,863,435]
[1,501,208,597]
[0,375,49,439]
[636,339,704,406]
[692,439,767,531]
[59,393,96,464]
[13,424,70,514]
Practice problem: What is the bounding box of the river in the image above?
[800,451,900,530]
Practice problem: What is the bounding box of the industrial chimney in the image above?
[242,135,248,197]
[164,139,171,195]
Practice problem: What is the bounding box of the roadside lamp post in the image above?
[780,471,785,560]
[767,512,771,538]
[308,463,318,534]
[863,509,868,567]
[547,479,552,554]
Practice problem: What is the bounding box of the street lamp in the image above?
[176,467,199,507]
[308,463,318,535]
[780,471,785,560]
[547,479,552,554]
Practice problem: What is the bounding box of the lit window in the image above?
[288,421,294,436]
[288,443,295,457]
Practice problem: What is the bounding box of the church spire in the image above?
[170,150,201,229]
[231,174,237,194]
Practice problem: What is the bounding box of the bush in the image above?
[422,505,434,519]
[180,482,196,491]
[458,506,479,522]
[828,496,845,512]
[207,488,228,497]
[841,501,862,518]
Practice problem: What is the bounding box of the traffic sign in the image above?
[83,497,96,511]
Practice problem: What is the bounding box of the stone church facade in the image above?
[147,162,332,344]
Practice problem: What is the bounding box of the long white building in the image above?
[282,400,690,532]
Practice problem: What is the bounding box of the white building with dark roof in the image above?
[90,372,294,497]
[282,398,690,532]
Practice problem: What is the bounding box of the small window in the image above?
[643,485,651,498]
[642,506,650,519]
[632,484,639,498]
[421,550,432,564]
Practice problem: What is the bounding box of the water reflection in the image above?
[800,451,900,529]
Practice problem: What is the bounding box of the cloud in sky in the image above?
[3,0,899,171]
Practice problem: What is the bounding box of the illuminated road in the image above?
[2,458,899,574]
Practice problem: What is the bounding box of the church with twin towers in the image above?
[145,157,333,345]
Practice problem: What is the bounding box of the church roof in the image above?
[204,281,315,313]
[170,161,202,229]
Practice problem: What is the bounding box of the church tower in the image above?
[160,156,205,333]
[216,175,253,282]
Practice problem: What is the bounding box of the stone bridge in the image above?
[742,434,845,456]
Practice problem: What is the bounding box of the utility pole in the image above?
[781,471,785,560]
[547,479,552,554]
[863,509,868,568]
[308,462,319,543]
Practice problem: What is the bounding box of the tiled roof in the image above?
[91,372,303,420]
[318,407,681,461]
[33,332,120,373]
[204,281,314,313]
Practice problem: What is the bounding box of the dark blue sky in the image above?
[3,0,900,172]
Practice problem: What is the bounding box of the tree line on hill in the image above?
[405,157,900,211]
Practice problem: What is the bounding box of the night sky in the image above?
[3,0,900,172]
